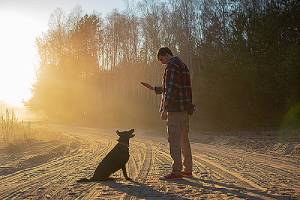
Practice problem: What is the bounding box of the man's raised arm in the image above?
[140,82,163,95]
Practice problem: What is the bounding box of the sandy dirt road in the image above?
[0,124,299,199]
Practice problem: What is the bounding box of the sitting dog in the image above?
[77,129,135,182]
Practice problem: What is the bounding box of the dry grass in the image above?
[0,109,64,152]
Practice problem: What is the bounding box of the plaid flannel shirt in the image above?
[154,56,193,112]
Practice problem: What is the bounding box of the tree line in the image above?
[27,0,300,131]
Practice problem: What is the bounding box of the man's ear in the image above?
[116,130,120,136]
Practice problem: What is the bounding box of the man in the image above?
[141,47,194,180]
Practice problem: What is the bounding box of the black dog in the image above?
[77,129,135,182]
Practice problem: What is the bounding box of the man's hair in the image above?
[157,47,173,59]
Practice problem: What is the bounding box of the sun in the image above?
[0,11,40,107]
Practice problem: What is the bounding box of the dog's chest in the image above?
[109,145,130,162]
[120,149,130,161]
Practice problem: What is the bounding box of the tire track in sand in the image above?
[0,137,112,199]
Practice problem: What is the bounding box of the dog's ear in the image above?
[116,130,121,136]
[129,129,135,134]
[129,134,135,138]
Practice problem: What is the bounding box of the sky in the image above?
[0,0,126,107]
[0,0,126,22]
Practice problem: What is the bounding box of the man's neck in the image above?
[165,55,174,64]
[166,55,173,62]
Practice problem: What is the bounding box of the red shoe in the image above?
[159,173,183,180]
[181,172,193,178]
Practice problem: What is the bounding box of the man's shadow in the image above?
[101,179,189,199]
[81,177,293,199]
[169,177,291,200]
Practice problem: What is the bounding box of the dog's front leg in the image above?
[122,166,131,180]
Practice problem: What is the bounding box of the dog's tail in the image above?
[77,178,92,183]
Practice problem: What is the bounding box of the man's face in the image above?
[158,55,169,65]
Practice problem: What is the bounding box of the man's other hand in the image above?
[141,82,154,90]
[160,111,167,120]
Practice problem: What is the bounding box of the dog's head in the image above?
[116,129,135,141]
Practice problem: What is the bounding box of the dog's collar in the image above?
[118,141,129,147]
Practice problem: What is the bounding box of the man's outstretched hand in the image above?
[140,82,154,91]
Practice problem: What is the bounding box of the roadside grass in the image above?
[0,109,64,153]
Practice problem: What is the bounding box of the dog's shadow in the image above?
[101,179,189,199]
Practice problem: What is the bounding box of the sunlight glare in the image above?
[0,11,40,106]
